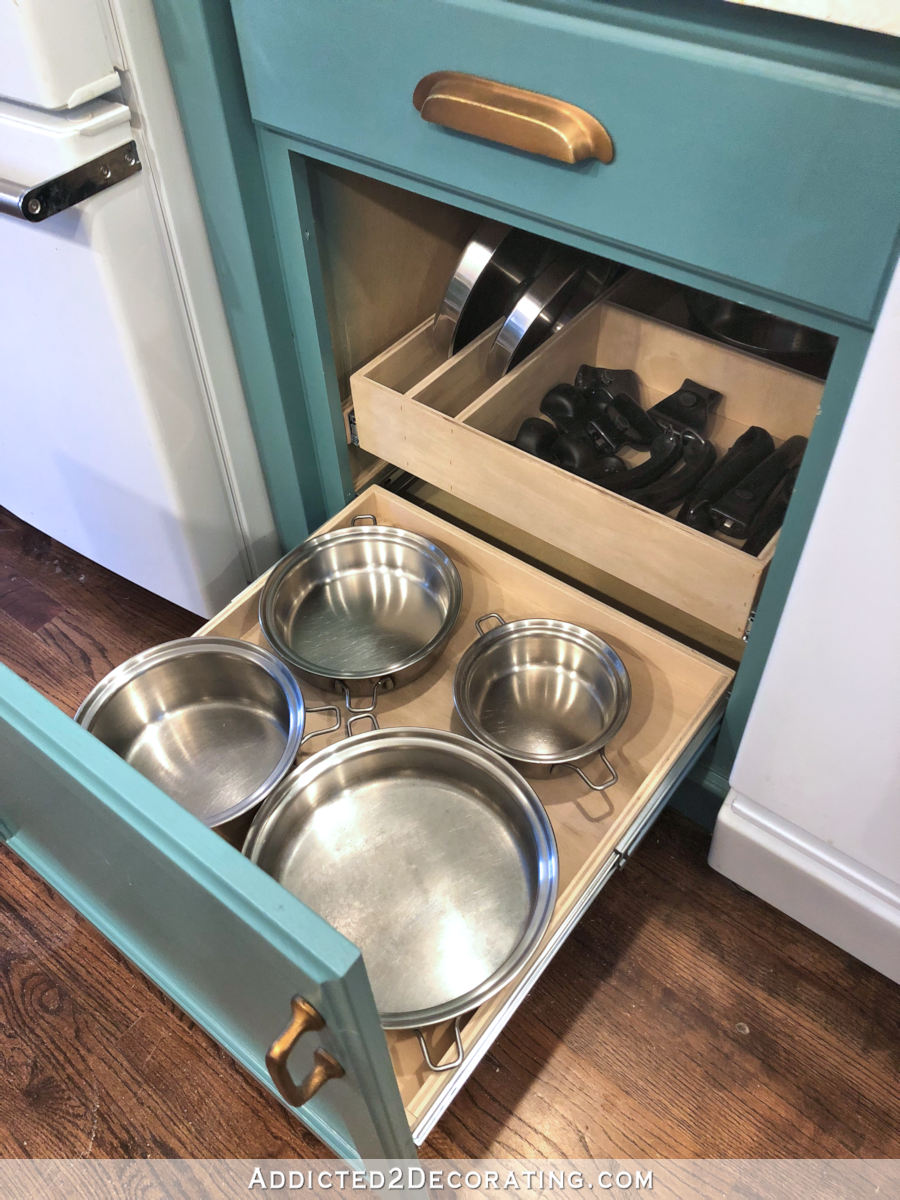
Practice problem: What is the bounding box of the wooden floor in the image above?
[1,504,897,1160]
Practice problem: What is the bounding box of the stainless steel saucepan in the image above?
[243,724,558,1072]
[75,637,339,827]
[258,515,462,713]
[453,614,631,792]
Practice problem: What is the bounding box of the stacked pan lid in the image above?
[433,218,623,377]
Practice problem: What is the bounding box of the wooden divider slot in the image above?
[350,298,824,647]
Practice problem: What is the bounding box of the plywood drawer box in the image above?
[350,298,823,648]
[1,486,731,1158]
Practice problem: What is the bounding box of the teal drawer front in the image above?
[0,665,415,1159]
[231,0,900,322]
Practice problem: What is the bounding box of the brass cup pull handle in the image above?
[413,71,614,165]
[266,997,345,1107]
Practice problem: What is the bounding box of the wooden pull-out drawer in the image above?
[350,300,823,649]
[1,484,730,1154]
[198,486,732,1142]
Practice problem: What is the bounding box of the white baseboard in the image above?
[710,791,900,985]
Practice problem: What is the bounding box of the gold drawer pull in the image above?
[413,71,613,165]
[266,996,345,1107]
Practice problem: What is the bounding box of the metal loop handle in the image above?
[347,713,379,737]
[351,514,377,526]
[554,747,618,792]
[342,679,388,713]
[300,705,342,745]
[475,613,505,637]
[416,1015,465,1073]
[265,996,345,1107]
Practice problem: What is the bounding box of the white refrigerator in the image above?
[0,0,278,616]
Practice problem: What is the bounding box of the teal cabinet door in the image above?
[0,665,415,1159]
[230,0,900,323]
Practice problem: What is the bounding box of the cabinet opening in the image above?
[302,155,836,651]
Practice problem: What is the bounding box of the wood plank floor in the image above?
[0,504,897,1159]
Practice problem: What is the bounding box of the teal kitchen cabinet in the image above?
[213,0,897,777]
[2,0,898,1161]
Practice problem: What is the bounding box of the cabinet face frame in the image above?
[149,0,885,784]
[231,0,900,324]
[255,131,877,785]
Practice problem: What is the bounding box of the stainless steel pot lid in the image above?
[486,254,588,378]
[551,258,627,333]
[75,637,306,826]
[243,728,558,1028]
[258,523,462,681]
[433,219,547,357]
[453,617,631,764]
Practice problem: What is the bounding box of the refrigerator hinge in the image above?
[0,141,142,223]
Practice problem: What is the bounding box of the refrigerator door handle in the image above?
[0,140,141,222]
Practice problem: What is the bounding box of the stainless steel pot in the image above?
[75,637,339,827]
[243,724,558,1070]
[453,614,631,791]
[258,516,462,712]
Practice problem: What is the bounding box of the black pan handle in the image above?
[553,433,623,478]
[607,393,658,448]
[742,466,799,555]
[678,425,775,532]
[590,429,683,492]
[539,383,586,434]
[648,378,722,434]
[711,435,807,539]
[627,434,717,512]
[513,416,560,459]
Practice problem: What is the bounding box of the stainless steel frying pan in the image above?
[243,725,558,1071]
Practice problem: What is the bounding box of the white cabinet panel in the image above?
[726,260,900,884]
[712,259,900,980]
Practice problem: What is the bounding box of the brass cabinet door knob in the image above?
[413,71,614,165]
[265,996,345,1107]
